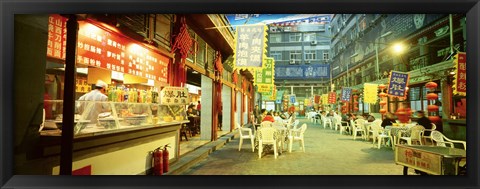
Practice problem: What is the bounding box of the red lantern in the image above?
[342,110,347,114]
[379,92,387,97]
[354,101,359,105]
[428,116,441,123]
[378,84,386,89]
[353,95,358,99]
[352,89,358,93]
[425,81,438,90]
[426,93,438,100]
[379,101,387,106]
[354,107,359,111]
[379,109,387,114]
[427,105,439,112]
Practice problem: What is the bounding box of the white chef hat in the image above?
[95,80,107,88]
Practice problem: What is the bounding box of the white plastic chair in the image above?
[367,120,382,141]
[321,115,332,129]
[352,119,366,140]
[260,121,273,128]
[421,123,437,145]
[399,125,425,145]
[339,117,351,135]
[236,123,254,152]
[370,123,390,149]
[292,120,300,130]
[288,123,307,153]
[39,108,46,132]
[333,115,342,131]
[257,126,278,159]
[431,131,466,150]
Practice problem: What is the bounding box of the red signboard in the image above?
[314,95,320,104]
[328,92,336,104]
[454,52,466,96]
[46,15,169,84]
[47,14,67,59]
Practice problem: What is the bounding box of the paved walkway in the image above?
[180,118,407,175]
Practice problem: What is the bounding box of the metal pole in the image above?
[375,44,380,80]
[449,14,454,54]
[60,14,78,175]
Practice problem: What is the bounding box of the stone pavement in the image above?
[178,118,408,175]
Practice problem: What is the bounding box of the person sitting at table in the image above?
[187,105,196,117]
[262,112,275,122]
[363,113,375,122]
[416,110,432,134]
[273,111,283,122]
[327,110,337,117]
[279,111,288,119]
[381,112,396,128]
[260,109,268,121]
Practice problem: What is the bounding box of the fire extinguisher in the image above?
[162,144,170,173]
[152,147,163,175]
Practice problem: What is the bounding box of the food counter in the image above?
[39,100,187,175]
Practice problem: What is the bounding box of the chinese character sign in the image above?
[160,87,189,105]
[47,15,67,59]
[290,95,296,104]
[254,57,275,85]
[341,88,352,102]
[314,95,320,104]
[387,71,410,98]
[453,52,466,96]
[328,92,336,104]
[363,83,378,104]
[256,84,273,93]
[234,25,268,69]
[321,94,328,105]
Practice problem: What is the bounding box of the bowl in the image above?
[163,116,173,122]
[124,115,147,125]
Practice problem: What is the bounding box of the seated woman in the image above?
[381,112,396,128]
[186,105,196,117]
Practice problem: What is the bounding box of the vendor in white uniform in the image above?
[77,80,109,123]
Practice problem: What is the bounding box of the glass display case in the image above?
[42,100,187,136]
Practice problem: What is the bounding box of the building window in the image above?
[196,38,206,66]
[323,53,329,61]
[270,34,282,43]
[153,14,173,50]
[289,33,302,42]
[304,33,316,42]
[270,51,282,61]
[290,50,302,62]
[304,50,316,60]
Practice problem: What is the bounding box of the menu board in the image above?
[160,87,189,105]
[387,71,410,98]
[234,25,268,69]
[328,92,337,104]
[47,14,67,60]
[341,87,352,102]
[46,15,169,84]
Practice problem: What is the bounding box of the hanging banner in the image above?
[387,71,410,98]
[254,57,275,85]
[257,84,273,93]
[364,83,379,104]
[159,87,189,105]
[341,87,352,102]
[275,64,330,79]
[321,94,328,105]
[453,52,466,96]
[275,90,285,104]
[290,95,296,104]
[314,95,320,104]
[328,92,337,104]
[233,24,268,70]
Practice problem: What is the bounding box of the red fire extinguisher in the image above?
[152,147,163,175]
[162,144,170,173]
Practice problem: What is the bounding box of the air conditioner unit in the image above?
[289,59,296,64]
[310,41,317,45]
[305,60,311,64]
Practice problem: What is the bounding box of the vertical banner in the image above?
[254,57,275,85]
[233,25,268,70]
[341,87,352,102]
[321,94,328,105]
[363,83,378,104]
[453,52,466,96]
[328,92,337,104]
[314,95,320,104]
[387,71,410,98]
[47,14,67,59]
[290,95,296,104]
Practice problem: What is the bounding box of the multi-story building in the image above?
[266,15,332,111]
[329,14,467,140]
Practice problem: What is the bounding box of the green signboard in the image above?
[254,57,275,85]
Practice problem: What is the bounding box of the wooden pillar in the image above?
[60,14,78,175]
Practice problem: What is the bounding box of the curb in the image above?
[165,131,238,175]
